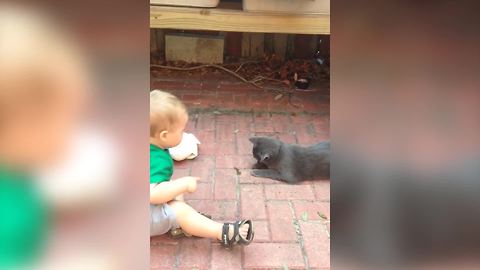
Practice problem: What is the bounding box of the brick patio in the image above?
[150,75,330,270]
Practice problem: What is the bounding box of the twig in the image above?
[251,76,288,85]
[151,62,318,111]
[234,61,259,72]
[151,63,294,95]
[151,64,253,84]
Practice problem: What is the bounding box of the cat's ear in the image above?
[249,137,258,144]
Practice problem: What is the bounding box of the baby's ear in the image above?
[249,137,258,144]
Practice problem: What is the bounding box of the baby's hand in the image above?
[179,176,199,193]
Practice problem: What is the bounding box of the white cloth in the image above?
[168,132,201,161]
[37,128,119,209]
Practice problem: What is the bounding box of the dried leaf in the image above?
[274,94,283,101]
[317,212,328,220]
[301,212,308,222]
[233,167,241,176]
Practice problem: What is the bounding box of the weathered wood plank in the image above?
[150,5,330,35]
[242,33,264,58]
[150,29,157,53]
[273,34,288,60]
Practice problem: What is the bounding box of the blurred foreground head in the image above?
[1,2,147,269]
[0,4,90,169]
[0,4,92,269]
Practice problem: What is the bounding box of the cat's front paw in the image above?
[252,162,267,169]
[251,169,276,178]
[251,169,283,181]
[250,169,262,177]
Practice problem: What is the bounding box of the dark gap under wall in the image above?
[151,29,330,63]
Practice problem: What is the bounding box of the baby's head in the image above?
[150,90,188,149]
[0,6,89,169]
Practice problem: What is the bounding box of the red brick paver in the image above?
[243,243,305,269]
[240,184,267,220]
[300,221,330,269]
[150,89,330,269]
[267,201,298,242]
[150,71,330,115]
[211,244,242,270]
[150,244,176,269]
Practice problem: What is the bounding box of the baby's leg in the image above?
[168,200,222,239]
[168,200,250,241]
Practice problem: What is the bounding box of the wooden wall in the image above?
[150,29,329,61]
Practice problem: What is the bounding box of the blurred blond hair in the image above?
[150,90,186,137]
[0,4,88,123]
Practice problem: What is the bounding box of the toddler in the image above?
[0,6,88,268]
[149,90,254,247]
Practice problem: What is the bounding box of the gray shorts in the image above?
[150,203,179,236]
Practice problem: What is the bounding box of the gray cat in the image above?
[249,137,330,184]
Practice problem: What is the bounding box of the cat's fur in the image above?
[249,137,330,184]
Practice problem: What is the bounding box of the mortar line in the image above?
[262,184,272,243]
[211,113,218,204]
[288,200,311,270]
[173,240,180,270]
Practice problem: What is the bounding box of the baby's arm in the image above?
[150,176,198,204]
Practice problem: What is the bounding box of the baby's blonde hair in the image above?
[0,5,88,126]
[150,90,187,137]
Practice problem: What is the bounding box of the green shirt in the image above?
[0,165,48,268]
[150,144,173,184]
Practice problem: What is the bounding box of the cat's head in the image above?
[249,137,283,166]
